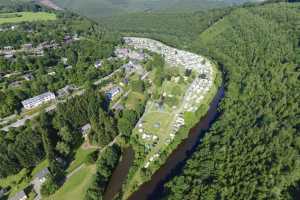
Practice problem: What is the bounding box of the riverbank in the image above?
[122,63,221,200]
[104,37,222,200]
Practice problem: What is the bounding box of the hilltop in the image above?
[52,0,262,18]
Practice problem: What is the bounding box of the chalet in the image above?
[61,57,68,65]
[94,60,102,68]
[22,44,33,51]
[21,92,56,110]
[4,54,14,59]
[23,74,34,81]
[31,168,50,190]
[57,85,75,98]
[65,65,73,70]
[0,188,6,199]
[81,123,91,137]
[8,190,27,200]
[48,71,56,76]
[106,87,122,100]
[3,46,13,51]
[64,35,73,44]
[31,168,50,200]
[10,81,23,88]
[114,48,130,59]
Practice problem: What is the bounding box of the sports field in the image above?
[0,12,56,24]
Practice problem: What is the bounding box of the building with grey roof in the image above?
[81,123,91,137]
[31,168,50,200]
[21,92,55,110]
[8,190,27,200]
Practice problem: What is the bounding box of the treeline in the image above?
[85,144,121,200]
[163,2,300,200]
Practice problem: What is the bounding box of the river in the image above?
[104,83,224,200]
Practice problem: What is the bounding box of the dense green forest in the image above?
[53,0,257,18]
[162,3,300,200]
[102,1,300,199]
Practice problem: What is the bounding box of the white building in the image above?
[81,123,91,137]
[94,60,102,68]
[21,92,56,110]
[8,190,27,200]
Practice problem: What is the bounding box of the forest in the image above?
[163,3,300,200]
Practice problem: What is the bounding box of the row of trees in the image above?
[85,144,121,200]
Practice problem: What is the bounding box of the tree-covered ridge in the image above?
[164,3,300,200]
[100,8,232,48]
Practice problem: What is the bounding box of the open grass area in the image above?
[45,164,96,200]
[67,147,98,173]
[0,12,56,24]
[125,91,145,110]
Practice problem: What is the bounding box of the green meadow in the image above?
[0,12,56,24]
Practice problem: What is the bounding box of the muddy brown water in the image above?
[104,85,224,200]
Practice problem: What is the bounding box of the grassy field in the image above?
[67,147,98,173]
[125,91,145,110]
[45,164,96,200]
[0,12,56,24]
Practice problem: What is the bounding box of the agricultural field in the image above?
[0,12,56,24]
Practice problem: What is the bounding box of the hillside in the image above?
[162,2,300,199]
[53,0,260,18]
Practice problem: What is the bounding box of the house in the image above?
[21,92,56,110]
[22,44,33,51]
[64,35,73,44]
[94,60,102,68]
[65,65,73,70]
[3,46,13,51]
[61,57,68,65]
[10,81,23,88]
[56,85,75,98]
[106,87,122,100]
[23,74,34,81]
[81,123,91,137]
[32,168,50,187]
[31,168,50,200]
[0,188,6,199]
[47,71,56,76]
[8,190,27,200]
[4,54,14,59]
[114,48,130,59]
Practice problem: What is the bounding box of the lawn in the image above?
[67,147,98,173]
[138,111,173,136]
[125,91,145,110]
[0,12,56,24]
[45,164,96,200]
